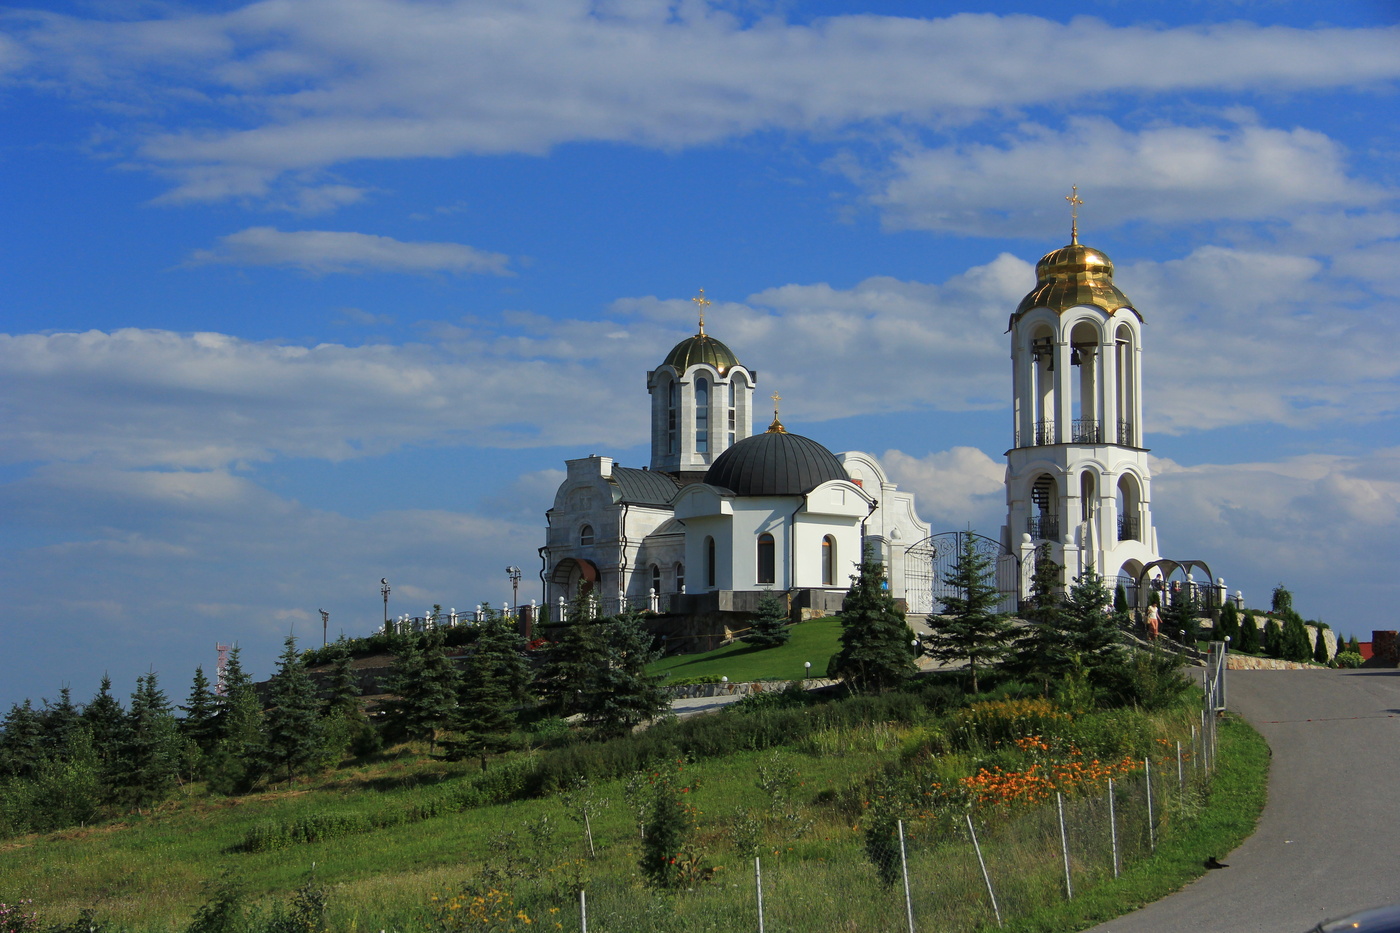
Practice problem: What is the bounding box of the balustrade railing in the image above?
[1117,420,1135,446]
[1118,515,1140,542]
[1072,418,1102,443]
[1027,516,1060,541]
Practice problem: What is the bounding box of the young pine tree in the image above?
[1313,626,1331,665]
[0,700,44,780]
[1061,564,1127,668]
[81,675,125,769]
[828,551,917,694]
[925,535,1012,693]
[207,646,265,794]
[180,666,222,761]
[262,636,326,783]
[1008,546,1071,691]
[320,642,377,761]
[381,628,459,752]
[1264,619,1284,658]
[742,591,792,649]
[534,592,611,717]
[112,673,183,809]
[1217,601,1241,645]
[38,687,83,761]
[1282,616,1312,663]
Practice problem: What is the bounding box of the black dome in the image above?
[704,428,848,497]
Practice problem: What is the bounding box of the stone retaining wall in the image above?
[1226,655,1321,671]
[664,678,839,699]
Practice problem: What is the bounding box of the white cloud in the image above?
[872,118,1388,235]
[6,4,1398,200]
[189,227,511,276]
[880,447,1005,531]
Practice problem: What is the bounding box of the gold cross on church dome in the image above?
[692,288,711,335]
[767,391,787,433]
[1066,185,1083,244]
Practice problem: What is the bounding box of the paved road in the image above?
[1088,668,1400,933]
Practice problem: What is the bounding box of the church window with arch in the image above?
[705,538,716,588]
[579,524,594,547]
[821,535,836,586]
[650,564,661,594]
[675,563,685,594]
[695,376,710,453]
[757,532,776,586]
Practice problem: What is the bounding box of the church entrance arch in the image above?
[904,531,1020,616]
[551,557,599,601]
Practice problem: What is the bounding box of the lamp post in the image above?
[507,566,522,613]
[803,661,811,682]
[381,578,391,631]
[319,609,329,648]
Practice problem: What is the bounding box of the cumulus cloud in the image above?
[880,447,1006,530]
[189,227,511,275]
[872,118,1388,235]
[5,3,1398,200]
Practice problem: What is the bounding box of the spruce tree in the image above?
[1239,613,1261,654]
[1163,590,1198,645]
[450,610,527,766]
[1113,582,1130,616]
[828,552,917,694]
[1282,616,1311,663]
[112,673,182,808]
[0,700,44,779]
[585,609,670,737]
[180,666,221,760]
[321,642,375,760]
[742,591,792,649]
[38,687,83,760]
[81,675,125,768]
[381,629,459,752]
[207,646,265,794]
[1348,635,1361,656]
[925,535,1012,693]
[534,610,609,717]
[262,636,326,783]
[1061,564,1126,668]
[1264,619,1284,658]
[1009,547,1071,691]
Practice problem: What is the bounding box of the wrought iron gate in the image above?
[903,531,1020,616]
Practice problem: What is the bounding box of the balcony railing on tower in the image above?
[1118,515,1140,542]
[1014,420,1057,449]
[1072,419,1101,443]
[1027,516,1060,541]
[1117,420,1134,446]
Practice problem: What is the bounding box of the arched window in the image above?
[757,532,776,585]
[821,535,836,586]
[579,524,594,546]
[705,538,716,588]
[650,564,661,594]
[727,380,736,448]
[675,563,685,594]
[667,381,678,454]
[695,377,710,453]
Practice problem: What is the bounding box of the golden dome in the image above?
[1013,241,1137,320]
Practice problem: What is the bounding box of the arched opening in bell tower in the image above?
[1116,473,1142,542]
[1114,324,1137,446]
[1069,320,1101,443]
[1079,469,1097,523]
[1029,323,1056,444]
[1030,473,1059,541]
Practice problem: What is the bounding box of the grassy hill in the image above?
[649,616,843,683]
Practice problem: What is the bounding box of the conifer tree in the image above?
[112,672,182,808]
[1061,563,1126,668]
[38,687,83,760]
[1113,582,1130,616]
[1239,613,1261,654]
[0,700,44,779]
[451,610,527,767]
[1217,601,1241,644]
[207,646,265,794]
[828,552,917,694]
[534,596,610,716]
[1348,635,1361,656]
[1264,619,1284,658]
[1282,616,1312,663]
[925,535,1012,693]
[81,675,125,768]
[381,629,459,752]
[321,642,376,760]
[585,608,670,736]
[1008,547,1071,690]
[742,590,792,649]
[180,666,221,760]
[262,636,326,783]
[1313,626,1330,664]
[1163,590,1199,645]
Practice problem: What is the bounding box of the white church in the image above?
[538,210,1217,622]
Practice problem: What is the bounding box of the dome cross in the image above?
[692,288,711,336]
[1066,185,1083,244]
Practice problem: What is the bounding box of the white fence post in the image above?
[898,819,915,933]
[755,856,765,933]
[966,813,1002,927]
[1057,792,1073,899]
[1145,758,1156,851]
[579,889,587,933]
[1108,778,1119,879]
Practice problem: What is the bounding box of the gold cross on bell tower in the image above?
[767,391,787,433]
[1066,185,1083,244]
[692,288,711,336]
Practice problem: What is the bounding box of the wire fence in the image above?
[429,733,1224,933]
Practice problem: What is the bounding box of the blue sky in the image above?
[2,0,1397,710]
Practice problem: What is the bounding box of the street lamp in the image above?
[803,661,812,681]
[381,578,391,631]
[507,566,522,612]
[319,609,329,648]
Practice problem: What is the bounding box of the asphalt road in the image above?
[1088,668,1400,933]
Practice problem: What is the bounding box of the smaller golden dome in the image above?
[1014,241,1136,320]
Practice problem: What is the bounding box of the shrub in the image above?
[1095,648,1192,711]
[951,698,1068,750]
[1335,651,1364,669]
[1313,628,1331,664]
[1239,613,1261,654]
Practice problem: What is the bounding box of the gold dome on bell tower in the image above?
[1013,186,1137,321]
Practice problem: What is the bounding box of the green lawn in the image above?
[649,615,843,683]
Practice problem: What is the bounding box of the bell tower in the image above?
[647,290,756,483]
[1003,189,1160,592]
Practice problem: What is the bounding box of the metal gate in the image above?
[903,531,1020,616]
